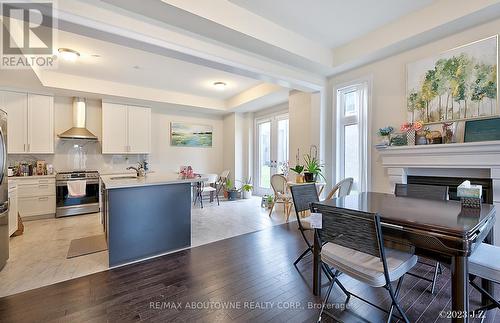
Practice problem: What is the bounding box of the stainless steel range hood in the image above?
[58,97,98,140]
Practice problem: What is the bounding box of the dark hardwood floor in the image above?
[0,223,498,323]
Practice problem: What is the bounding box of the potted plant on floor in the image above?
[225,178,240,200]
[290,164,305,183]
[303,153,325,183]
[241,178,253,199]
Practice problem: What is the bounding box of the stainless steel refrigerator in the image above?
[0,109,8,270]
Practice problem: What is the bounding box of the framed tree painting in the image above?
[406,35,498,124]
[170,122,213,147]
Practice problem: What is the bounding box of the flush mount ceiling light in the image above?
[58,48,80,62]
[213,81,227,90]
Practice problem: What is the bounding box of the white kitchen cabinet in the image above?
[102,102,151,154]
[127,105,151,154]
[0,90,54,154]
[16,176,56,220]
[102,103,128,154]
[27,94,54,153]
[0,91,27,154]
[8,180,18,236]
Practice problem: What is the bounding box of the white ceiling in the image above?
[55,30,262,100]
[229,0,435,48]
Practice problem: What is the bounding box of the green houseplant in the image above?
[290,165,305,183]
[241,178,253,199]
[225,178,239,200]
[303,154,324,183]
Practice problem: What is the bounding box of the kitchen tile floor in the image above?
[0,196,294,297]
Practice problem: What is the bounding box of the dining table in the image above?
[311,192,496,323]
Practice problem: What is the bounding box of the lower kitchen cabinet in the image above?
[8,180,18,236]
[15,176,56,220]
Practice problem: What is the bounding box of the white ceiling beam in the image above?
[225,83,289,112]
[39,71,227,111]
[157,0,332,67]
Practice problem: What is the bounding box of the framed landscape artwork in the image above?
[407,35,498,124]
[170,122,213,147]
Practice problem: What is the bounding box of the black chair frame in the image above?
[289,184,335,281]
[315,206,410,323]
[394,183,448,294]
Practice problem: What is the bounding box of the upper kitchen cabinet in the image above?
[102,102,151,154]
[0,91,54,154]
[27,94,55,153]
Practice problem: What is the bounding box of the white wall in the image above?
[328,17,500,193]
[8,96,224,175]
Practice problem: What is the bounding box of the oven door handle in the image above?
[56,180,99,186]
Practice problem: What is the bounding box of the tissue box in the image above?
[457,181,482,199]
[461,197,481,209]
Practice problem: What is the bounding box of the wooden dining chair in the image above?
[315,205,417,323]
[394,183,449,294]
[269,174,293,221]
[326,177,354,200]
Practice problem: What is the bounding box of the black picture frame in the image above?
[464,117,500,142]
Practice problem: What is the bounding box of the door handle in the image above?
[0,126,6,185]
[38,197,49,201]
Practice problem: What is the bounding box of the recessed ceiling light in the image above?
[58,48,80,62]
[213,82,226,90]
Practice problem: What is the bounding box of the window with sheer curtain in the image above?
[336,81,370,193]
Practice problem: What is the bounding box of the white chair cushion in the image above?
[202,186,217,192]
[299,218,313,230]
[469,243,500,284]
[321,242,418,288]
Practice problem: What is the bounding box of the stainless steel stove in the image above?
[56,170,100,217]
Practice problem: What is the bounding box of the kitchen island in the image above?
[100,173,205,267]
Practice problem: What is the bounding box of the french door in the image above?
[254,113,289,196]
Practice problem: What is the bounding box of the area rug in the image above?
[67,234,108,258]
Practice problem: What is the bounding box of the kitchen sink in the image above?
[110,176,137,180]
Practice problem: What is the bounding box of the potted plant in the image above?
[377,126,394,146]
[265,194,274,209]
[225,178,239,200]
[303,154,325,183]
[290,165,305,183]
[241,178,253,199]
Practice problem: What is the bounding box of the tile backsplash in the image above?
[8,139,147,174]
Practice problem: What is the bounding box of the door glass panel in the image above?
[344,124,359,190]
[344,90,358,116]
[258,122,271,189]
[276,119,289,174]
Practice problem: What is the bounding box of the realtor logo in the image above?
[1,1,57,69]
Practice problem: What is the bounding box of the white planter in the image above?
[242,190,252,199]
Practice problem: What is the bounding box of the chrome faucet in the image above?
[126,164,145,177]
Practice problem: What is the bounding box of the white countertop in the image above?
[101,173,207,189]
[8,174,55,179]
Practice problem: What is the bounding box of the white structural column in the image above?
[288,91,322,164]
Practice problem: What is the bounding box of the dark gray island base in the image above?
[101,174,202,267]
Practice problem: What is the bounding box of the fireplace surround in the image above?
[377,140,500,245]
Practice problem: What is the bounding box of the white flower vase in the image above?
[407,130,416,146]
[242,190,252,199]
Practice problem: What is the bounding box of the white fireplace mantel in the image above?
[377,140,500,206]
[377,140,500,169]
